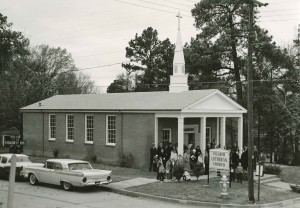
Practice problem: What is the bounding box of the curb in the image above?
[102,186,300,208]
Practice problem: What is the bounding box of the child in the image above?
[158,159,165,181]
[183,170,191,181]
[165,158,171,180]
[236,162,243,184]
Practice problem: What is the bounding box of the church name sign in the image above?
[209,149,230,170]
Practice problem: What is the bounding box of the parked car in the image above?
[0,154,34,179]
[22,159,112,191]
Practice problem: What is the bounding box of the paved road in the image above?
[0,179,199,208]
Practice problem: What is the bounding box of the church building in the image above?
[21,14,247,168]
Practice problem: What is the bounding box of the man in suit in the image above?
[149,143,157,172]
[241,145,248,171]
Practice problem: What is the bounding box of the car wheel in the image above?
[62,181,72,191]
[29,174,38,185]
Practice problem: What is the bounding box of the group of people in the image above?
[230,144,266,184]
[150,141,266,182]
[149,142,212,181]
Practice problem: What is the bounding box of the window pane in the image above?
[49,115,56,139]
[86,115,94,142]
[107,116,116,144]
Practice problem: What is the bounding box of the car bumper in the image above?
[80,179,112,187]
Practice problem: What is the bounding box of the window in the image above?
[85,115,94,144]
[46,162,54,169]
[49,114,56,140]
[106,115,116,146]
[66,114,74,142]
[182,65,185,73]
[1,157,7,164]
[54,163,63,170]
[162,129,171,147]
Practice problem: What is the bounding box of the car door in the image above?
[51,162,63,185]
[0,157,8,177]
[38,161,55,184]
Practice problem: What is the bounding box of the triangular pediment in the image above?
[183,91,246,112]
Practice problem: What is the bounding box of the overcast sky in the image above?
[1,0,299,92]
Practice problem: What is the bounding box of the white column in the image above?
[177,117,184,156]
[216,117,220,147]
[154,117,158,148]
[200,117,206,154]
[220,117,226,149]
[238,116,243,157]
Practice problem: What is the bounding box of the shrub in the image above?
[53,149,59,158]
[264,164,281,175]
[173,162,185,182]
[120,152,134,168]
[193,163,204,180]
[91,155,97,163]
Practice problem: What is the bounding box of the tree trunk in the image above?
[229,16,243,105]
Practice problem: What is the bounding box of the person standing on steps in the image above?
[149,143,157,172]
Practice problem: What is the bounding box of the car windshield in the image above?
[16,156,31,162]
[8,156,31,163]
[68,163,92,170]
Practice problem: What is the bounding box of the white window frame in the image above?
[66,114,74,142]
[85,114,94,144]
[184,125,198,133]
[49,114,56,141]
[162,128,171,147]
[106,115,116,146]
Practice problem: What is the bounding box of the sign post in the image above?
[210,149,231,196]
[7,154,16,208]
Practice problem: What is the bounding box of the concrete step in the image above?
[254,174,279,183]
[260,178,281,184]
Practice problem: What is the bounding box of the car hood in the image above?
[72,169,112,177]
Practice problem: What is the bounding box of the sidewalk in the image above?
[103,173,300,208]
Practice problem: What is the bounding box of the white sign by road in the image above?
[209,149,230,171]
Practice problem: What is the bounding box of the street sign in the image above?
[209,149,230,171]
[4,140,26,146]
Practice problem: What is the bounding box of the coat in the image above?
[241,149,248,169]
[183,152,190,170]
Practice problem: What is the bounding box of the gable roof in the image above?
[20,89,246,112]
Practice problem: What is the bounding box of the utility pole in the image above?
[247,0,268,203]
[247,0,255,202]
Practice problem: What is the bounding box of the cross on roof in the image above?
[176,11,182,30]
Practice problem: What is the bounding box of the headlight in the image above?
[82,177,87,183]
[107,176,111,181]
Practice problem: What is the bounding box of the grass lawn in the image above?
[126,177,300,205]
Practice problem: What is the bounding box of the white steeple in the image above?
[169,11,189,93]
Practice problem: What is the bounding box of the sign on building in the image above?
[209,149,230,171]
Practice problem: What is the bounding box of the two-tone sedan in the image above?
[22,159,112,191]
[0,154,34,179]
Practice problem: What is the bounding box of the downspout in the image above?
[120,112,124,162]
[42,111,45,156]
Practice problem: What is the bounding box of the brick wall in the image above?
[122,113,155,169]
[23,112,155,168]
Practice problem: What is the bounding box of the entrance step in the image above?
[254,174,281,184]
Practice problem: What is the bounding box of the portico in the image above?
[154,90,246,156]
